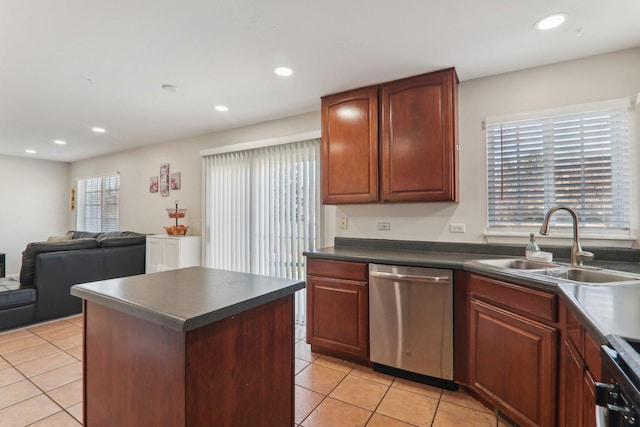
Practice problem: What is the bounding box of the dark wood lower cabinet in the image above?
[583,370,596,427]
[559,302,601,427]
[562,339,585,426]
[560,339,599,427]
[469,298,557,427]
[306,258,369,364]
[306,276,369,363]
[460,272,610,427]
[307,264,607,427]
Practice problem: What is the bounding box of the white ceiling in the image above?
[2,0,639,162]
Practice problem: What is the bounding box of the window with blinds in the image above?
[486,102,630,233]
[203,139,320,325]
[76,174,120,232]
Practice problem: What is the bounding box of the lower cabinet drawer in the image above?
[307,258,368,282]
[467,273,557,323]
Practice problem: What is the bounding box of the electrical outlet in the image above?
[339,216,348,230]
[450,223,466,233]
[378,222,391,231]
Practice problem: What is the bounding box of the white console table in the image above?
[145,235,201,273]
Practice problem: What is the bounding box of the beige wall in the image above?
[336,47,640,247]
[69,112,321,239]
[0,155,70,274]
[8,48,638,275]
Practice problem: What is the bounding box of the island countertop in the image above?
[71,266,305,332]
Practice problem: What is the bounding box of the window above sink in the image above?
[485,98,632,241]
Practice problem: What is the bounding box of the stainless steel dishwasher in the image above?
[369,264,454,387]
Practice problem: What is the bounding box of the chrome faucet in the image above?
[539,205,594,267]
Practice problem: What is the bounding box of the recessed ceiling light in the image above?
[274,67,293,77]
[161,84,178,92]
[54,140,67,145]
[535,13,568,30]
[92,127,106,133]
[25,149,36,154]
[214,105,229,112]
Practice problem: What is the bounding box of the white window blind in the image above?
[203,139,321,325]
[76,174,120,232]
[487,103,630,233]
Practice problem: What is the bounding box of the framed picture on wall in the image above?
[170,172,181,190]
[149,176,159,193]
[160,163,170,196]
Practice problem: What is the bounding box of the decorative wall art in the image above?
[159,163,170,196]
[149,176,159,193]
[150,164,182,195]
[170,172,181,190]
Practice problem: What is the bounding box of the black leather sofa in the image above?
[0,231,146,331]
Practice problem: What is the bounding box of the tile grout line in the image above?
[363,378,396,426]
[2,324,83,425]
[1,352,77,425]
[26,330,83,425]
[373,377,440,427]
[299,356,430,427]
[297,355,355,426]
[7,319,491,427]
[0,365,31,411]
[295,340,415,426]
[429,396,442,427]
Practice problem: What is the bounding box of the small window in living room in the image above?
[76,173,120,232]
[486,99,630,235]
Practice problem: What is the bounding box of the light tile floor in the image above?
[0,316,83,426]
[0,316,508,426]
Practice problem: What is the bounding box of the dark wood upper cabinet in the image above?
[380,69,458,202]
[320,68,459,204]
[321,86,379,204]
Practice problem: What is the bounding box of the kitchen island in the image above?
[71,267,305,426]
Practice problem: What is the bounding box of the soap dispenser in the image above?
[525,233,541,260]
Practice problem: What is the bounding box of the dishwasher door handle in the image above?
[369,270,449,283]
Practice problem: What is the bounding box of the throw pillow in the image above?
[46,232,73,243]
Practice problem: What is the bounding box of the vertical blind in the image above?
[76,174,120,232]
[203,139,321,325]
[486,103,630,232]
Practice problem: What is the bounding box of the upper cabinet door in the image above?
[380,68,459,202]
[321,87,379,204]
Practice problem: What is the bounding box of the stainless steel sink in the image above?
[560,268,640,284]
[474,258,640,284]
[475,259,557,270]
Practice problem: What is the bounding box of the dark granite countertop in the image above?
[71,267,305,332]
[305,238,640,345]
[305,246,509,270]
[306,238,640,274]
[560,282,640,343]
